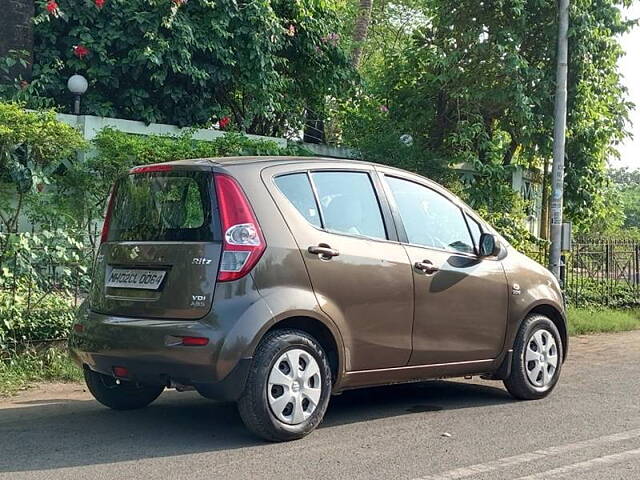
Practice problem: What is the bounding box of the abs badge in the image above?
[190,295,207,308]
[512,283,521,296]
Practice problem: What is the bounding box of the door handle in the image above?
[414,260,439,274]
[308,244,340,260]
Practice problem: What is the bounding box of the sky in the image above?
[615,4,640,171]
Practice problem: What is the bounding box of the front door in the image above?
[266,166,415,371]
[382,173,509,365]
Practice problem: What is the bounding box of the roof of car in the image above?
[152,156,377,168]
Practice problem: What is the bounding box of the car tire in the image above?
[504,314,563,400]
[84,368,164,410]
[237,329,332,442]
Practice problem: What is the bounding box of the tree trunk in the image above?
[351,0,373,68]
[0,0,34,81]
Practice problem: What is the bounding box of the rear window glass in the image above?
[274,173,321,228]
[108,171,215,242]
[311,171,387,240]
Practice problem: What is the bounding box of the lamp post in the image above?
[67,74,88,115]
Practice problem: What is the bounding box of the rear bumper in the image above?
[69,308,251,401]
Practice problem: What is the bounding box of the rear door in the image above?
[264,165,415,371]
[90,166,221,320]
[381,172,509,365]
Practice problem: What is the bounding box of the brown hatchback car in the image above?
[70,156,567,441]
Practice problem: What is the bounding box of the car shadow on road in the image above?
[323,379,514,427]
[0,380,513,473]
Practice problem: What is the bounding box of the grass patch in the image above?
[567,307,640,336]
[0,344,83,397]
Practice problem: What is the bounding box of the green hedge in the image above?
[0,287,76,352]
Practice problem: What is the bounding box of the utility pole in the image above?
[549,0,570,280]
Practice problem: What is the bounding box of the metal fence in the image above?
[529,238,640,308]
[0,233,98,309]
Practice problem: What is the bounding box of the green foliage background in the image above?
[338,0,635,236]
[610,167,640,238]
[6,0,354,134]
[0,102,86,236]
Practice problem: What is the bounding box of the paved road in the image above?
[1,331,639,480]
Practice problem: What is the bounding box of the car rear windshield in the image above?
[107,170,216,242]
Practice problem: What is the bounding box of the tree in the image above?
[339,0,634,235]
[351,0,373,67]
[610,167,640,230]
[0,0,33,82]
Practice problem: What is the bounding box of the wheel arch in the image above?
[261,315,343,386]
[525,303,568,361]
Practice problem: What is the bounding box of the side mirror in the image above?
[479,233,501,257]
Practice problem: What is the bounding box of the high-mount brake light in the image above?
[214,173,266,282]
[130,164,174,174]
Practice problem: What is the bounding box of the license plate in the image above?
[106,268,166,290]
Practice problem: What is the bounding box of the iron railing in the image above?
[528,238,640,307]
[0,233,98,308]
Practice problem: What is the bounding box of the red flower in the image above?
[219,116,231,129]
[171,0,187,4]
[95,0,105,8]
[46,1,58,13]
[73,45,89,59]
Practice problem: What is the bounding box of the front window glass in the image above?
[386,176,474,254]
[311,171,387,240]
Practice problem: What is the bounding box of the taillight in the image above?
[214,173,266,282]
[100,185,117,244]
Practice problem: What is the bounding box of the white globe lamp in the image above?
[67,74,88,115]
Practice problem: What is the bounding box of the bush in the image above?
[0,102,87,240]
[4,0,353,134]
[92,128,312,172]
[0,230,90,350]
[0,230,93,291]
[0,232,87,396]
[0,102,85,170]
[566,277,640,309]
[0,287,76,351]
